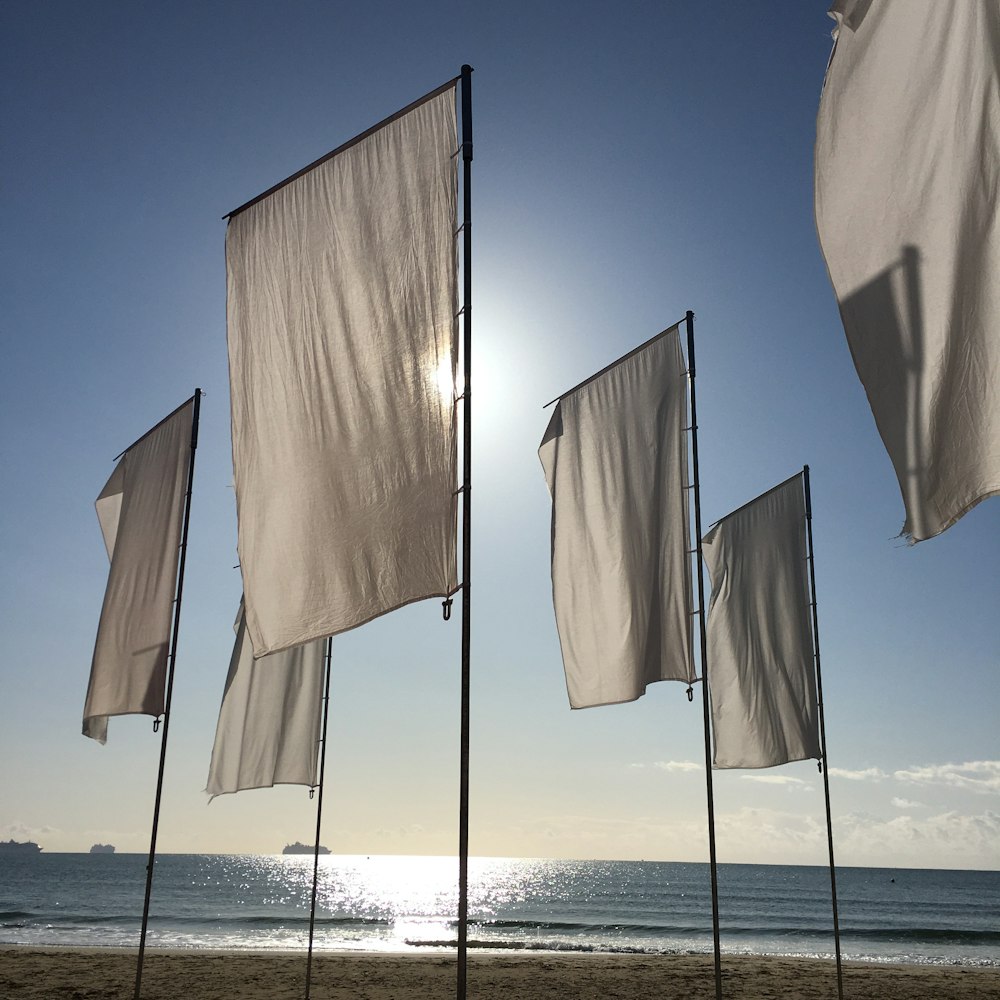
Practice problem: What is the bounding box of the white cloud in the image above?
[640,760,1000,798]
[651,760,703,773]
[516,812,707,853]
[0,821,59,841]
[893,761,1000,795]
[373,824,426,839]
[835,810,1000,869]
[890,797,925,810]
[740,774,808,787]
[715,807,826,862]
[481,803,1000,870]
[828,767,887,781]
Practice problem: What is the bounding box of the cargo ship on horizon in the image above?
[0,839,42,854]
[282,842,330,855]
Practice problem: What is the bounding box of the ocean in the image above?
[1,854,997,967]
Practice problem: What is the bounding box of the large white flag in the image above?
[206,604,326,800]
[227,84,459,657]
[815,0,1000,541]
[83,397,195,743]
[703,473,820,769]
[539,327,695,708]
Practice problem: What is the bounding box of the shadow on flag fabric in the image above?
[206,603,326,800]
[815,0,1000,541]
[226,83,459,657]
[82,397,195,744]
[538,326,695,708]
[702,473,820,769]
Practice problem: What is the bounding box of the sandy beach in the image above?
[1,947,998,999]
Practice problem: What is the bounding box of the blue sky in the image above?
[1,1,997,870]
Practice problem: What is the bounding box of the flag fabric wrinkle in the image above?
[206,603,326,800]
[227,85,458,656]
[815,0,1000,541]
[539,327,695,709]
[702,473,820,769]
[83,398,195,743]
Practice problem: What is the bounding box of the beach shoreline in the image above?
[2,946,998,999]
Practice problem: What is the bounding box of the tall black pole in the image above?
[685,314,723,1000]
[803,466,844,1000]
[304,636,334,1000]
[457,62,473,1000]
[134,388,201,1000]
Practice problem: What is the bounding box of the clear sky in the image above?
[1,2,997,871]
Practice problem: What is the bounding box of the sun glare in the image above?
[434,357,456,402]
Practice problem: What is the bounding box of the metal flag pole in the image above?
[803,465,844,1000]
[685,313,724,1000]
[134,388,202,1000]
[304,636,334,1000]
[456,62,473,1000]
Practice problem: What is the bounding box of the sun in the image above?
[434,356,457,402]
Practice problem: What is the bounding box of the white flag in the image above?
[206,604,326,800]
[703,473,820,769]
[539,327,695,709]
[83,397,195,743]
[815,1,1000,541]
[227,84,458,656]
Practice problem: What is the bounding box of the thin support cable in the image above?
[304,636,334,1000]
[685,314,723,1000]
[134,388,201,1000]
[803,466,844,1000]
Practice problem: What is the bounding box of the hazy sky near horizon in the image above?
[1,2,997,871]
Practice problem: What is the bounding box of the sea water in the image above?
[1,854,997,966]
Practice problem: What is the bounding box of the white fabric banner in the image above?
[703,473,820,769]
[539,327,695,709]
[206,604,326,800]
[815,1,1000,541]
[83,398,195,743]
[227,85,458,656]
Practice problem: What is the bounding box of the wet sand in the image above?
[2,946,998,999]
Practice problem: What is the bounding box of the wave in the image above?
[211,915,392,929]
[403,936,1000,965]
[840,927,1000,945]
[405,938,696,955]
[2,912,392,930]
[469,918,707,934]
[11,909,998,947]
[468,917,1000,946]
[718,925,1000,945]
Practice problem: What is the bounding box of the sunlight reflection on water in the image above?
[3,854,996,964]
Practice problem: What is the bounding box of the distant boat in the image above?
[89,844,116,854]
[0,839,42,854]
[282,842,330,855]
